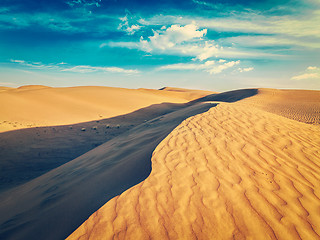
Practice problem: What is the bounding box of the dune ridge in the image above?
[0,102,204,193]
[0,86,214,132]
[68,94,320,239]
[0,101,215,240]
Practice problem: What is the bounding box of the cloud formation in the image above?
[61,65,140,74]
[118,15,142,35]
[10,59,57,69]
[139,22,214,60]
[291,66,320,80]
[238,67,254,73]
[158,60,240,74]
[10,60,140,74]
[110,22,226,61]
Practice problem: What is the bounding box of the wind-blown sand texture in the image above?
[0,85,213,132]
[68,89,320,240]
[240,88,320,125]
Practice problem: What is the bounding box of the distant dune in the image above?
[159,87,217,100]
[0,85,214,132]
[240,88,320,124]
[67,88,320,240]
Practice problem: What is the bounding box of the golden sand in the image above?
[0,85,213,132]
[68,90,320,240]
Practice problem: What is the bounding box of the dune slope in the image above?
[0,102,203,193]
[68,92,320,239]
[0,86,213,132]
[0,101,215,240]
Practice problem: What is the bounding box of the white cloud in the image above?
[158,60,240,75]
[10,59,25,64]
[10,59,53,69]
[118,14,142,35]
[192,11,320,40]
[61,65,140,74]
[137,23,225,61]
[207,60,240,74]
[126,24,141,35]
[291,65,320,80]
[291,73,320,80]
[99,43,107,48]
[109,22,281,60]
[307,66,318,70]
[192,0,219,9]
[238,67,254,72]
[141,22,206,48]
[194,41,219,61]
[140,10,320,50]
[158,60,215,71]
[10,60,140,74]
[222,35,320,50]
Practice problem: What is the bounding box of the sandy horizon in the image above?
[0,86,319,240]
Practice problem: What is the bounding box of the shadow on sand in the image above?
[0,89,257,240]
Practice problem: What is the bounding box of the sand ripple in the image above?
[68,101,320,240]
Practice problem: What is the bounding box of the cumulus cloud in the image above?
[158,60,240,74]
[291,65,320,80]
[118,14,142,35]
[110,22,274,60]
[207,60,240,74]
[137,22,224,61]
[141,23,205,49]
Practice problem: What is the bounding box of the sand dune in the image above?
[241,88,320,124]
[0,101,215,240]
[0,102,207,193]
[1,87,319,240]
[0,85,213,132]
[68,89,320,240]
[159,87,217,101]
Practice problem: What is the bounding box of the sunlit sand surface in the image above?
[0,85,212,132]
[241,88,320,125]
[68,89,320,240]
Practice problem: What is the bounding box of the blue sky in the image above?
[0,0,320,91]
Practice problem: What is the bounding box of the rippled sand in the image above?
[68,89,320,240]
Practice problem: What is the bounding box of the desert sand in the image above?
[240,88,320,124]
[0,87,319,240]
[67,89,320,240]
[0,87,215,240]
[0,85,212,132]
[0,86,213,192]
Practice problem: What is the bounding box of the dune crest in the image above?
[68,100,320,239]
